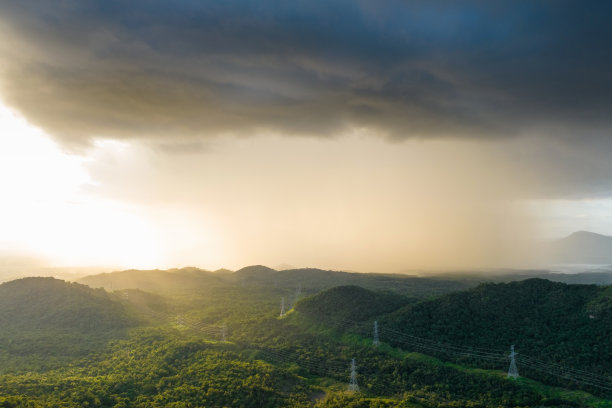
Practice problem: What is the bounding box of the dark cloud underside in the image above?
[0,0,611,144]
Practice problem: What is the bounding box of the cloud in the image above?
[1,1,612,200]
[0,0,611,146]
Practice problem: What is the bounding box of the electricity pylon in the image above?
[280,297,286,317]
[373,320,379,347]
[220,325,227,342]
[348,358,359,392]
[508,345,519,378]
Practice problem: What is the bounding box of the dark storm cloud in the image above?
[0,0,611,144]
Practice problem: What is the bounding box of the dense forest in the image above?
[0,278,138,373]
[1,270,611,407]
[380,279,612,376]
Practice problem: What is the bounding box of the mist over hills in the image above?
[428,268,612,285]
[76,258,612,301]
[78,267,223,293]
[78,265,476,298]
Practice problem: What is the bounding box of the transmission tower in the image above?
[220,325,227,342]
[373,320,379,347]
[348,358,359,392]
[508,345,519,378]
[280,297,286,317]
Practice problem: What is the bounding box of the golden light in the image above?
[0,101,165,269]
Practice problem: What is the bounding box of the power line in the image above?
[130,298,612,395]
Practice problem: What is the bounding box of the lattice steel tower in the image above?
[508,344,519,378]
[373,320,379,347]
[348,358,359,392]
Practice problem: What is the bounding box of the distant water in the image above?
[546,264,612,274]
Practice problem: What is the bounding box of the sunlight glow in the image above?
[0,102,165,269]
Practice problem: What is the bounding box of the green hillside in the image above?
[2,274,611,406]
[380,279,612,379]
[290,279,612,397]
[295,285,413,323]
[0,277,138,372]
[0,277,135,331]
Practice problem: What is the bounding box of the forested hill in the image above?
[381,278,612,375]
[295,285,413,323]
[2,276,612,405]
[0,277,135,332]
[0,277,139,372]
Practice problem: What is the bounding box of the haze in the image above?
[1,1,612,274]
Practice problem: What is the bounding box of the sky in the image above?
[1,1,612,274]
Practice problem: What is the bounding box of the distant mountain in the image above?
[78,265,476,299]
[428,268,612,285]
[549,231,612,265]
[232,265,278,280]
[233,266,475,298]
